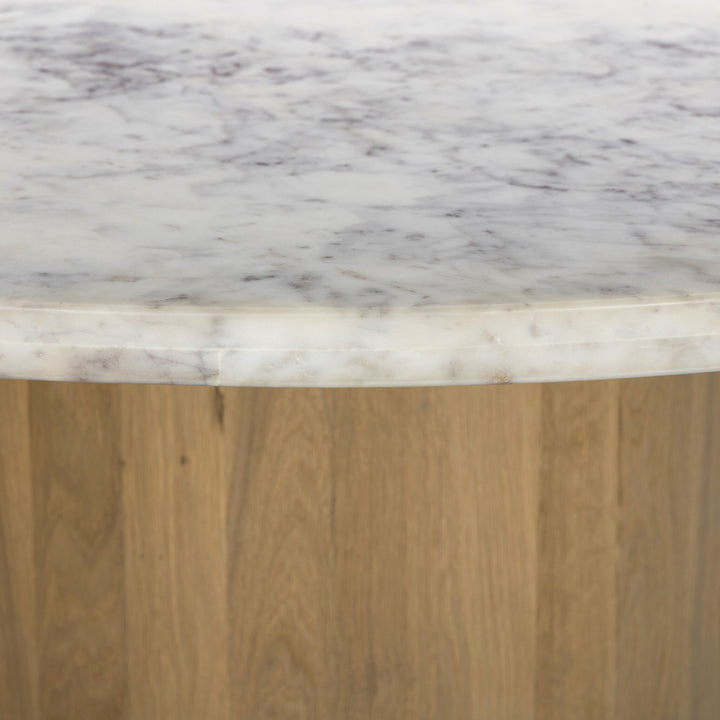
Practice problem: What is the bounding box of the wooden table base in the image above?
[1,376,719,719]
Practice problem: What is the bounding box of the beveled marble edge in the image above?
[2,296,719,386]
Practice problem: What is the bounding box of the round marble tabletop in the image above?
[2,0,720,386]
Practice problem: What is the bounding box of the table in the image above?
[1,0,719,718]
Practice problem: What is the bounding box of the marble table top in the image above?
[2,0,720,386]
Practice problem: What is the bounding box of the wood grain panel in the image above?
[225,388,338,719]
[0,375,718,719]
[535,381,619,720]
[225,385,542,720]
[0,380,36,720]
[327,386,542,720]
[616,374,719,720]
[28,381,127,720]
[689,372,720,719]
[121,385,229,720]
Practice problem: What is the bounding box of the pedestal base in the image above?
[1,376,719,719]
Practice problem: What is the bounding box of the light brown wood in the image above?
[225,389,337,719]
[689,373,720,719]
[121,385,229,720]
[0,375,718,719]
[0,380,36,720]
[29,382,127,720]
[616,374,719,720]
[223,386,542,719]
[535,380,619,720]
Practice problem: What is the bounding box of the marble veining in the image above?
[2,0,720,385]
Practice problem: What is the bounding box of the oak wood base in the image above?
[1,376,719,719]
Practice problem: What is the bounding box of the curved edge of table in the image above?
[1,295,719,385]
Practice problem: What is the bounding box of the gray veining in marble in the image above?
[2,0,720,385]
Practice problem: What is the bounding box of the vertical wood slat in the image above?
[121,385,229,720]
[689,373,720,719]
[616,374,719,720]
[29,382,127,720]
[0,380,37,720]
[225,388,339,719]
[535,381,619,720]
[409,385,540,720]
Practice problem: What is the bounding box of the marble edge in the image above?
[2,296,720,385]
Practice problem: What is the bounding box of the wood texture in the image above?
[122,385,229,720]
[616,374,719,720]
[0,380,36,720]
[29,382,127,720]
[0,375,718,719]
[536,380,619,720]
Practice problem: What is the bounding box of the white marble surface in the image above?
[2,0,720,385]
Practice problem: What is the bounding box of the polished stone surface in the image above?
[2,0,719,385]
